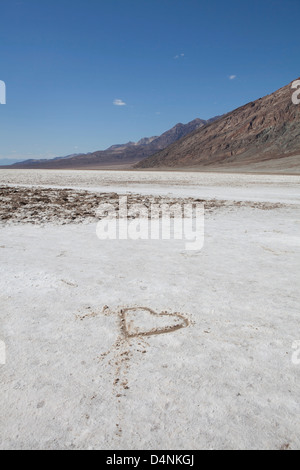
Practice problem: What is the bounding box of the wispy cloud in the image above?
[113,99,126,106]
[229,75,237,80]
[174,53,185,59]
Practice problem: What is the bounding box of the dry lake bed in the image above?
[0,169,299,450]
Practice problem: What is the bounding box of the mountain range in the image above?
[2,78,299,172]
[3,117,219,169]
[136,78,300,170]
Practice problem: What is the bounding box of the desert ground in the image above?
[0,169,299,450]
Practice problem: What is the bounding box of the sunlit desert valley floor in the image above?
[0,169,299,450]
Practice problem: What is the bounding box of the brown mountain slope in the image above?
[5,117,219,169]
[135,79,300,169]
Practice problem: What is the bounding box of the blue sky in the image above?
[0,0,299,161]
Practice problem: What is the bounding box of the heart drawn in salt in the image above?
[120,307,189,338]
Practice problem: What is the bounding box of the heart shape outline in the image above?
[119,307,189,338]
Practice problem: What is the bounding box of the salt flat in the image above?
[0,170,299,450]
[0,169,299,203]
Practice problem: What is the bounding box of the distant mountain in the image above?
[3,118,220,169]
[0,158,26,166]
[136,79,300,169]
[0,154,82,167]
[52,153,82,161]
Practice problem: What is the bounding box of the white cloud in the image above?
[229,75,237,80]
[113,99,126,106]
[174,53,184,59]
